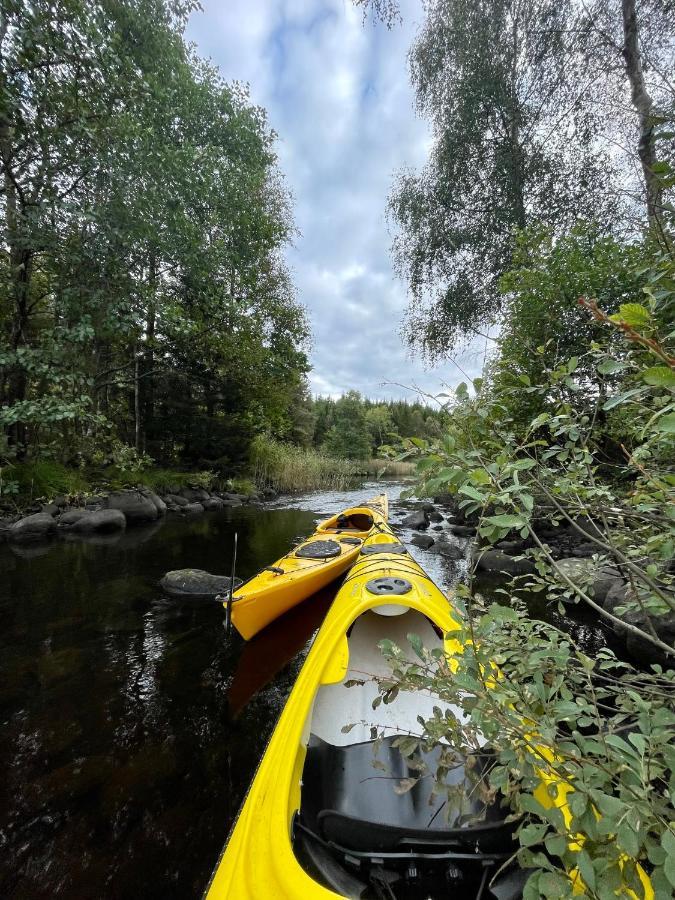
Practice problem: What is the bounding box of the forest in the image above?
[0,0,309,488]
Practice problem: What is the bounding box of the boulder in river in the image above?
[9,512,57,543]
[411,533,435,550]
[180,486,210,503]
[105,490,158,524]
[402,509,429,530]
[202,497,224,511]
[72,509,126,534]
[450,524,477,537]
[183,502,205,515]
[142,491,167,516]
[554,558,623,605]
[432,541,465,560]
[160,569,243,599]
[474,548,535,576]
[57,509,89,527]
[41,503,60,517]
[165,494,188,507]
[603,581,675,669]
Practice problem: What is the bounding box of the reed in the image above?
[251,435,359,492]
[363,458,416,477]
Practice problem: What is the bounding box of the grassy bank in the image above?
[250,436,359,492]
[250,436,415,492]
[0,461,224,509]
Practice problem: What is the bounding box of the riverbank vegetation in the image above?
[361,0,675,895]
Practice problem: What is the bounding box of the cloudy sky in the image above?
[186,0,485,402]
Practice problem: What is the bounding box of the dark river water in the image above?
[0,481,612,899]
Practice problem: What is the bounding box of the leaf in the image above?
[458,483,484,501]
[603,388,645,410]
[617,821,640,858]
[393,777,418,795]
[519,823,548,847]
[642,366,675,390]
[340,723,356,734]
[597,358,627,375]
[609,303,651,327]
[408,632,425,660]
[653,412,675,433]
[576,848,596,891]
[484,513,526,528]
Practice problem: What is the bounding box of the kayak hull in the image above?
[229,494,388,640]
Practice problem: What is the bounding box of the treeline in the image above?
[0,0,308,476]
[287,390,445,459]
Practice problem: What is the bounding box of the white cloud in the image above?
[186,0,485,402]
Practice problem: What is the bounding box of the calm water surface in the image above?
[0,481,611,898]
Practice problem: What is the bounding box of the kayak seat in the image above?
[300,735,514,855]
[335,513,374,531]
[296,540,342,560]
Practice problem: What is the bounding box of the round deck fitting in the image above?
[365,576,413,595]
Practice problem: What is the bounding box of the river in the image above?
[0,481,611,898]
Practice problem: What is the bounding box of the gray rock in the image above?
[450,524,477,537]
[183,502,205,515]
[432,541,465,560]
[159,569,243,598]
[145,492,167,516]
[402,509,429,530]
[221,492,248,502]
[58,509,90,527]
[474,549,536,576]
[221,498,243,508]
[421,503,443,520]
[165,494,188,507]
[202,497,224,511]
[72,509,126,533]
[603,581,675,668]
[261,487,277,499]
[180,487,210,502]
[496,540,526,554]
[41,503,60,517]
[554,557,596,585]
[571,542,599,558]
[105,490,158,524]
[9,513,57,543]
[572,515,604,542]
[53,494,68,508]
[432,525,444,532]
[411,533,435,550]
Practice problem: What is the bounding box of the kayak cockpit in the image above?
[292,607,523,899]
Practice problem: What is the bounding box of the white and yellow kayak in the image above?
[228,494,388,640]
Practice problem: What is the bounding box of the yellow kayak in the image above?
[207,521,653,899]
[206,524,524,899]
[228,494,388,640]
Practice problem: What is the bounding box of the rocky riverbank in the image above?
[0,484,277,546]
[395,494,673,670]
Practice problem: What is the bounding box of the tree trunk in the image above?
[621,0,662,227]
[143,253,157,451]
[2,141,32,456]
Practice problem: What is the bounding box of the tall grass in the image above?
[2,461,89,502]
[364,458,416,477]
[251,435,359,492]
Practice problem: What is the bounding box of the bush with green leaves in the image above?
[379,225,674,895]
